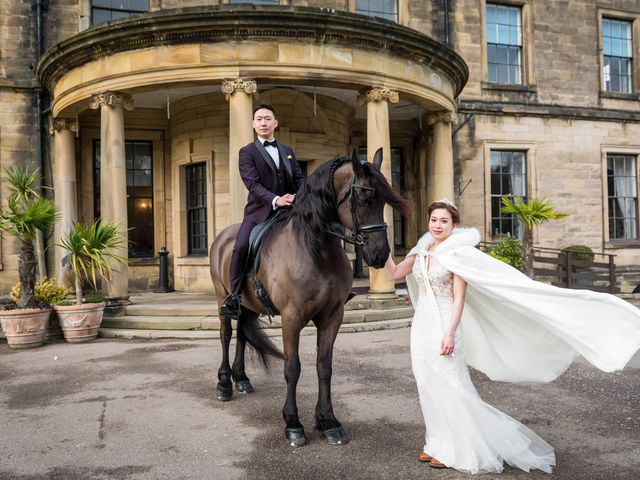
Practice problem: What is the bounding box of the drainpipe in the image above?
[34,0,48,279]
[444,0,450,47]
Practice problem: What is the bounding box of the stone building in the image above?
[0,1,638,296]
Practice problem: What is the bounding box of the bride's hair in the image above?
[428,200,460,224]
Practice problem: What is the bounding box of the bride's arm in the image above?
[384,254,416,280]
[441,274,468,355]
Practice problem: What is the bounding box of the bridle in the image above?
[329,167,388,246]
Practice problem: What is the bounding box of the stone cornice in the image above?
[458,100,640,123]
[35,5,468,97]
[49,117,78,136]
[357,87,400,105]
[221,78,257,100]
[88,92,134,110]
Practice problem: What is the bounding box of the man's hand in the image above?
[275,193,296,207]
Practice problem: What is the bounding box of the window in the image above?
[490,150,526,238]
[607,154,638,239]
[228,0,278,3]
[602,18,633,94]
[486,3,522,84]
[92,0,149,25]
[391,147,405,249]
[94,140,155,258]
[355,0,398,22]
[186,164,208,256]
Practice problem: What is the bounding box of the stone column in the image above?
[89,92,133,300]
[426,111,458,202]
[49,117,78,287]
[222,78,257,224]
[357,86,399,300]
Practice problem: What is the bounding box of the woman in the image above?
[385,199,640,474]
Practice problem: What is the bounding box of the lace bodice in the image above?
[414,252,454,301]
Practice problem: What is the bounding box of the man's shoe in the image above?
[220,293,241,319]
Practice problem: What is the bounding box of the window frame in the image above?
[602,145,640,246]
[185,163,209,256]
[598,9,640,99]
[91,0,149,26]
[480,0,535,91]
[483,141,537,241]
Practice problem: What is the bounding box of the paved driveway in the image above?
[1,327,638,480]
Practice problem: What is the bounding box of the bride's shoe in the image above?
[429,458,446,469]
[418,452,433,462]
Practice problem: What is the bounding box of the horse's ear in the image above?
[351,149,364,175]
[372,148,383,170]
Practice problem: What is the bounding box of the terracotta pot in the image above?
[0,307,50,349]
[54,302,106,343]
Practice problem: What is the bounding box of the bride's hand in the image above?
[440,333,455,356]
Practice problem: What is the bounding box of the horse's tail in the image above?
[238,314,283,370]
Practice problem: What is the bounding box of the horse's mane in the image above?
[262,156,409,267]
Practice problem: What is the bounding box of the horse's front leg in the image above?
[231,309,255,394]
[282,318,306,447]
[216,315,234,401]
[315,306,349,445]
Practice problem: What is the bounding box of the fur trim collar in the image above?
[408,227,481,257]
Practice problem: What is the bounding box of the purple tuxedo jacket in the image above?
[239,139,305,223]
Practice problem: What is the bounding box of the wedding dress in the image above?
[407,228,640,474]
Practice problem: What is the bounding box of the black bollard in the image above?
[155,246,173,293]
[353,244,366,279]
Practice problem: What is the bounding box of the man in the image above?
[220,103,306,319]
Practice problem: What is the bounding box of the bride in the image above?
[384,199,640,474]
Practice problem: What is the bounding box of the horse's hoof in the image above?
[216,383,233,402]
[320,426,349,445]
[285,427,306,447]
[235,379,254,394]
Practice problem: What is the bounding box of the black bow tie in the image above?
[263,140,277,148]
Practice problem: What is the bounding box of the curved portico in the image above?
[36,5,468,295]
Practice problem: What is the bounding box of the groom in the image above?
[219,103,306,319]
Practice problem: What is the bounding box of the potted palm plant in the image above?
[0,166,58,349]
[54,219,126,343]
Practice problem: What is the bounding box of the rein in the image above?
[328,161,387,246]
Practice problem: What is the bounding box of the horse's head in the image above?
[333,149,409,269]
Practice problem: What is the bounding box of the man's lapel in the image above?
[276,144,293,179]
[254,139,278,174]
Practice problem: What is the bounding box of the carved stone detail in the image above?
[221,78,257,100]
[425,111,458,126]
[89,92,134,111]
[48,118,78,136]
[357,86,400,105]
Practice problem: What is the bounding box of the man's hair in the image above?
[253,103,276,118]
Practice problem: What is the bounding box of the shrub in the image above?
[84,291,106,304]
[561,245,595,262]
[10,278,72,307]
[487,237,524,271]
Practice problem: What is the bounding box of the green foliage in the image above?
[487,236,524,271]
[84,291,106,304]
[561,245,595,262]
[10,278,72,306]
[58,218,127,304]
[500,196,568,230]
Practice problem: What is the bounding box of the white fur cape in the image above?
[405,228,640,383]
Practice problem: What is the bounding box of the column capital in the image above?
[357,86,400,105]
[425,111,458,126]
[221,78,257,101]
[49,117,78,136]
[89,91,134,111]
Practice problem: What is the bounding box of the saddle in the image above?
[246,213,281,320]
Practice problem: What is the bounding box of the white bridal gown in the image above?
[407,228,640,474]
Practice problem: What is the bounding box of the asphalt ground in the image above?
[0,327,638,480]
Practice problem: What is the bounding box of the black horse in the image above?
[209,149,409,446]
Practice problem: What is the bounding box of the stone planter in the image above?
[54,302,106,343]
[0,307,51,349]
